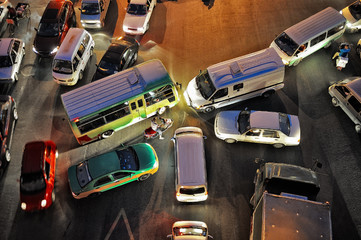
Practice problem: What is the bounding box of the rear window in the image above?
[76,161,92,188]
[43,8,59,20]
[279,113,291,136]
[180,187,205,195]
[20,172,46,194]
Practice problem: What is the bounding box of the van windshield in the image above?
[127,4,147,15]
[195,70,216,100]
[173,226,207,237]
[238,111,251,134]
[180,187,205,195]
[20,172,46,194]
[53,60,73,74]
[274,32,299,56]
[81,3,100,15]
[349,2,361,20]
[38,22,60,37]
[279,113,291,135]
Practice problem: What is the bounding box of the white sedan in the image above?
[0,38,25,85]
[123,0,156,35]
[214,110,301,148]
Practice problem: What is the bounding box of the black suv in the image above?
[0,95,17,178]
[93,36,139,81]
[33,0,75,56]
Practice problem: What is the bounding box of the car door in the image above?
[59,5,69,43]
[11,40,22,75]
[242,128,261,143]
[259,129,280,145]
[112,171,133,187]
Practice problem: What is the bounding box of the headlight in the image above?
[137,27,144,31]
[50,47,59,55]
[21,202,26,210]
[282,59,289,65]
[123,26,128,32]
[41,199,47,207]
[347,22,352,28]
[153,160,159,169]
[339,10,343,14]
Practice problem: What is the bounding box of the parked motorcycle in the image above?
[144,117,173,139]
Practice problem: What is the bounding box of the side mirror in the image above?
[203,135,207,140]
[166,235,172,239]
[78,7,81,11]
[34,27,38,32]
[171,137,175,142]
[176,82,182,89]
[208,235,214,239]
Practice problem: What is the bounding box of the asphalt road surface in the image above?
[0,0,361,239]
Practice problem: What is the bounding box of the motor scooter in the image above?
[335,43,351,71]
[144,117,173,139]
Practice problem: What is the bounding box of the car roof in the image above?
[42,0,65,20]
[346,78,361,100]
[0,38,13,56]
[21,141,46,174]
[250,111,280,130]
[87,151,120,179]
[130,0,147,5]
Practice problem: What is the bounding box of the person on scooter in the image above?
[7,5,18,26]
[332,43,351,59]
[151,117,164,140]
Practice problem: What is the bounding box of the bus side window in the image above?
[144,85,175,106]
[131,102,136,110]
[327,23,345,37]
[137,99,143,107]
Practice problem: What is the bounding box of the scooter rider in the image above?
[151,117,164,140]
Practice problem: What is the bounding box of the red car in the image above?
[20,141,57,211]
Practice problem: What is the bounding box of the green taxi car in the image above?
[68,143,159,199]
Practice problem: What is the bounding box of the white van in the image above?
[80,0,110,28]
[52,28,95,86]
[184,47,285,113]
[270,7,346,66]
[172,127,208,202]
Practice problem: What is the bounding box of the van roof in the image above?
[346,78,361,100]
[207,48,284,89]
[284,7,346,45]
[61,59,172,121]
[54,28,88,61]
[174,127,207,186]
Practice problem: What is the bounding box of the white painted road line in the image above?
[104,208,134,240]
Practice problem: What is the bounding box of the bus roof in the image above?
[61,59,172,121]
[284,7,346,45]
[207,48,284,89]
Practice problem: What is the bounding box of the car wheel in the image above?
[13,108,18,120]
[157,106,166,115]
[90,47,94,56]
[324,41,332,49]
[138,174,150,181]
[262,90,274,98]
[273,143,285,149]
[5,150,11,162]
[101,130,114,139]
[292,58,302,66]
[79,71,84,80]
[225,138,236,144]
[14,73,18,82]
[204,106,215,113]
[355,124,361,133]
[88,192,101,198]
[332,97,339,107]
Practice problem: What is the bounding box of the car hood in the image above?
[34,35,59,53]
[0,67,12,80]
[289,115,301,139]
[133,144,157,170]
[123,14,147,29]
[81,13,101,21]
[215,111,240,135]
[68,165,82,194]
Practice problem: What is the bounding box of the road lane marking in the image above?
[104,208,134,240]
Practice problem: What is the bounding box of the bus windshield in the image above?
[274,32,299,56]
[195,70,216,100]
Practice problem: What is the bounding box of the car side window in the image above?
[73,57,80,70]
[245,129,261,137]
[113,172,131,180]
[335,86,350,98]
[60,7,68,26]
[348,96,361,113]
[13,40,20,53]
[262,130,279,138]
[94,176,112,187]
[77,44,85,58]
[212,88,228,99]
[147,0,151,10]
[45,161,50,180]
[10,50,17,63]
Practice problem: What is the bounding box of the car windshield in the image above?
[349,2,361,20]
[38,22,60,37]
[76,161,92,188]
[53,60,73,74]
[98,54,122,74]
[274,32,299,56]
[116,147,139,171]
[195,70,216,100]
[81,3,100,15]
[20,172,46,194]
[0,56,12,67]
[279,113,291,135]
[237,111,251,134]
[174,226,207,237]
[127,4,147,15]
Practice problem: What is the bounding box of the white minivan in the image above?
[80,0,111,28]
[184,47,285,113]
[52,28,95,86]
[270,7,346,66]
[172,127,208,202]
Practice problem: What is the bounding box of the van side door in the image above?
[210,87,229,108]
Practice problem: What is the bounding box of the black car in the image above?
[0,95,17,178]
[93,36,139,81]
[33,0,75,56]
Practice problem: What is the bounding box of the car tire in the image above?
[225,138,236,144]
[14,73,18,82]
[13,108,18,120]
[5,150,10,162]
[332,97,339,107]
[355,124,361,133]
[157,106,167,115]
[324,41,332,49]
[101,130,114,139]
[292,58,302,66]
[204,106,215,113]
[273,143,285,149]
[138,174,150,181]
[79,71,84,80]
